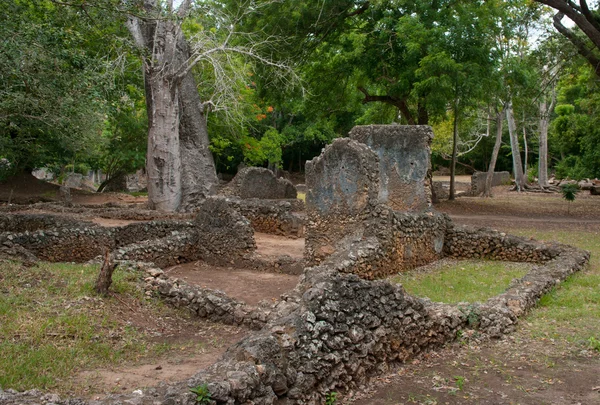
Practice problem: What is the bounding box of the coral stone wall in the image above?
[470,171,510,195]
[349,125,433,211]
[226,198,304,238]
[222,167,297,199]
[305,137,446,277]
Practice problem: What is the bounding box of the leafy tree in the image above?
[0,0,109,176]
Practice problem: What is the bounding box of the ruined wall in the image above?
[470,171,510,195]
[305,137,446,277]
[444,225,559,262]
[222,167,297,200]
[349,125,433,211]
[6,231,587,405]
[305,138,380,265]
[226,197,304,238]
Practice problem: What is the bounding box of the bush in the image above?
[554,156,588,180]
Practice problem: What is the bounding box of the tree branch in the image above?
[357,86,416,124]
[553,12,600,76]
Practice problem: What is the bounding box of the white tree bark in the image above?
[506,100,526,191]
[538,93,555,187]
[484,107,504,197]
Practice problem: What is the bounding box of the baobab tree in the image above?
[125,0,292,211]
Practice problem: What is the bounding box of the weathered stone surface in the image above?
[223,167,297,200]
[63,173,83,189]
[349,125,433,212]
[305,138,380,265]
[225,197,304,239]
[471,171,510,195]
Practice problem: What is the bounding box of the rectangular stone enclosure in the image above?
[349,125,433,212]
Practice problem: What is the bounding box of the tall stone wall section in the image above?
[305,137,445,278]
[471,171,510,195]
[349,125,433,211]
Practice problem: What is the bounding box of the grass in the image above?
[127,191,148,197]
[506,229,600,349]
[297,191,306,202]
[391,260,530,304]
[0,260,191,393]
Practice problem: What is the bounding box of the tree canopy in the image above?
[2,0,600,209]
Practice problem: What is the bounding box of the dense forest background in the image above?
[2,0,599,195]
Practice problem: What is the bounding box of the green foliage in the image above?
[0,0,121,172]
[325,391,338,405]
[454,375,466,391]
[588,336,600,352]
[560,183,579,203]
[190,384,212,404]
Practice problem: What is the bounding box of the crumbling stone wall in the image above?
[4,231,587,405]
[305,137,446,277]
[470,171,510,195]
[226,197,304,238]
[222,167,297,199]
[305,138,380,265]
[349,125,433,211]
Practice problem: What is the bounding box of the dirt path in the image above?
[165,261,300,306]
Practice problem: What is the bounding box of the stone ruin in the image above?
[222,167,297,200]
[470,170,511,196]
[0,125,591,405]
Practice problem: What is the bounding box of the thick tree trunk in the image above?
[177,38,218,211]
[506,101,526,191]
[146,73,182,211]
[129,8,217,212]
[484,108,504,197]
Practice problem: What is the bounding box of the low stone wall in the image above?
[113,220,195,247]
[6,230,586,405]
[226,198,304,238]
[444,226,558,262]
[471,171,510,195]
[0,213,88,233]
[0,225,113,262]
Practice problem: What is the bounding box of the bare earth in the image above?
[165,261,300,307]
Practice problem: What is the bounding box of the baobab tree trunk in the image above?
[177,38,218,211]
[128,7,218,212]
[484,108,504,197]
[506,101,526,191]
[141,15,183,211]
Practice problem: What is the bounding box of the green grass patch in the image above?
[297,191,306,202]
[505,229,600,348]
[391,260,530,304]
[0,260,191,393]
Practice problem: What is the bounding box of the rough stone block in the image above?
[349,125,433,212]
[471,171,510,195]
[223,167,297,200]
[305,138,379,216]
